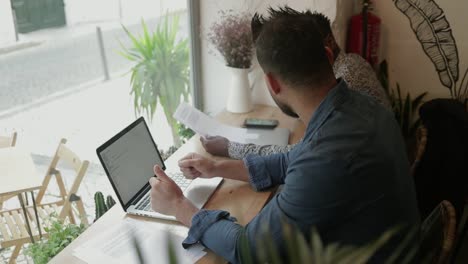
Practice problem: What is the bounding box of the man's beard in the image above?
[272,96,299,118]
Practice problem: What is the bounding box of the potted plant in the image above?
[208,10,255,113]
[26,216,86,264]
[120,14,190,147]
[93,191,116,222]
[378,60,427,162]
[129,221,418,264]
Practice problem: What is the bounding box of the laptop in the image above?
[244,127,290,146]
[96,117,223,221]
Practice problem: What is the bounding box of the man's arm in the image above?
[182,197,288,263]
[179,152,291,189]
[178,153,249,182]
[181,154,353,264]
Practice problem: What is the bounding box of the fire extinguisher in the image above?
[346,0,381,67]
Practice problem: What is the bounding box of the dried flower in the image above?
[207,10,254,69]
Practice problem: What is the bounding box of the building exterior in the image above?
[0,0,185,47]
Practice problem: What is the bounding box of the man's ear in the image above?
[324,46,335,66]
[265,73,281,95]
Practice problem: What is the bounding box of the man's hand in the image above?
[179,152,250,182]
[178,153,218,179]
[149,165,184,216]
[200,136,230,157]
[149,165,199,226]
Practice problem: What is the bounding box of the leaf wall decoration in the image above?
[394,0,459,91]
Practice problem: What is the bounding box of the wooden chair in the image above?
[451,198,468,262]
[0,138,89,263]
[419,200,457,264]
[0,132,18,209]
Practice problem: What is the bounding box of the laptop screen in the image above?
[97,118,165,207]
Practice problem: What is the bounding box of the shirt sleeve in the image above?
[182,196,289,264]
[243,151,291,191]
[228,141,297,160]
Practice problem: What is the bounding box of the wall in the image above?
[64,0,120,25]
[64,0,186,25]
[0,2,16,47]
[374,0,468,100]
[121,0,186,24]
[199,0,354,114]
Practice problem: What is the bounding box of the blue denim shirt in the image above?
[182,79,420,263]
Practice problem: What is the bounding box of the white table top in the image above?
[0,147,43,196]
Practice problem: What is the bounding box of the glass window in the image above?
[0,0,198,159]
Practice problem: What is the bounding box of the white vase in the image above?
[226,66,253,113]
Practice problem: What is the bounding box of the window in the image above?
[0,0,200,159]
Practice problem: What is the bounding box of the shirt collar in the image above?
[303,78,349,140]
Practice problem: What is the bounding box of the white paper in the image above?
[173,102,258,143]
[73,218,206,264]
[174,103,291,146]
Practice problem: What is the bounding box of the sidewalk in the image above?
[0,18,140,56]
[1,75,174,162]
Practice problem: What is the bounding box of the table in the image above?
[50,104,305,263]
[0,147,44,242]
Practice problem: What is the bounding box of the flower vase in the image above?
[226,66,253,113]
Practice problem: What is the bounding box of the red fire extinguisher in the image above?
[346,0,381,67]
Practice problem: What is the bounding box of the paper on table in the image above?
[173,102,258,143]
[73,218,206,264]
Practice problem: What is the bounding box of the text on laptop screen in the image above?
[100,121,163,205]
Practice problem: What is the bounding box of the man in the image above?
[201,11,391,159]
[149,7,419,263]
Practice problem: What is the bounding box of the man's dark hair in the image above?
[251,6,335,88]
[311,12,341,58]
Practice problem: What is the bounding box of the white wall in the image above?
[374,1,468,100]
[0,2,16,47]
[64,0,186,25]
[65,0,120,25]
[121,0,186,24]
[199,0,352,114]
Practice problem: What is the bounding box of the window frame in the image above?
[187,0,203,110]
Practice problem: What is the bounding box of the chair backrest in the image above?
[419,200,456,264]
[413,99,468,221]
[36,139,89,221]
[411,126,428,175]
[0,132,17,148]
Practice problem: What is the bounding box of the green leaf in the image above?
[411,92,427,111]
[402,93,411,138]
[26,216,86,264]
[378,60,390,94]
[239,231,254,264]
[119,14,190,146]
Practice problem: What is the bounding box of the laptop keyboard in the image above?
[136,195,152,211]
[169,172,193,190]
[135,172,192,212]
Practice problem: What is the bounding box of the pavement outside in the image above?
[0,14,188,113]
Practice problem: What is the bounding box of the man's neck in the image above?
[294,79,338,125]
